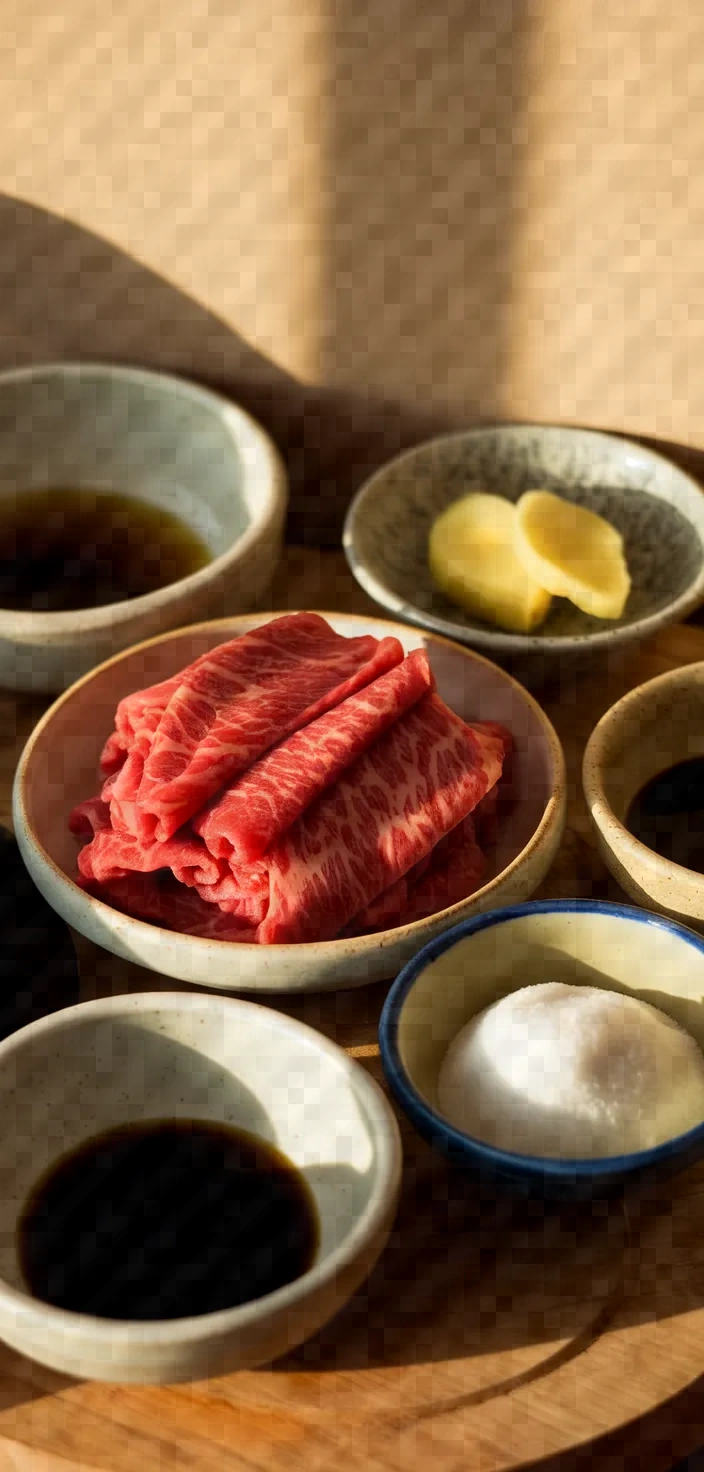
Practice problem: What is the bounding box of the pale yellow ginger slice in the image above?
[428,493,552,633]
[515,490,631,620]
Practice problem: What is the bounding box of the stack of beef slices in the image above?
[70,614,511,944]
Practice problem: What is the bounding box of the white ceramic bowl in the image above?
[344,424,704,679]
[0,362,288,692]
[13,611,566,993]
[0,991,402,1382]
[583,662,704,928]
[379,900,704,1196]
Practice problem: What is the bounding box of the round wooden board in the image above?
[2,548,704,1471]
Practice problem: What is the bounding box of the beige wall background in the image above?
[0,0,701,536]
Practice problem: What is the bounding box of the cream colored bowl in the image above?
[0,362,288,692]
[583,662,704,927]
[0,992,401,1382]
[13,611,566,993]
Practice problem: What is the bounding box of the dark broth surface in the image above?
[626,757,704,873]
[18,1119,319,1320]
[0,488,211,611]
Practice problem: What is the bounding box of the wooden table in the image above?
[2,547,704,1472]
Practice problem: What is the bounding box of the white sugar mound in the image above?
[436,982,704,1158]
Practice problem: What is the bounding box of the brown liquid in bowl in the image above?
[18,1119,319,1320]
[0,488,211,611]
[626,757,704,873]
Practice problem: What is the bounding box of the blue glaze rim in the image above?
[378,899,704,1180]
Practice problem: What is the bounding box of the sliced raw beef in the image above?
[71,617,513,946]
[194,649,434,863]
[100,669,190,776]
[346,814,485,933]
[68,797,113,838]
[192,865,269,926]
[105,661,215,826]
[258,695,506,944]
[76,826,224,891]
[117,614,404,842]
[81,872,258,941]
[99,733,129,777]
[397,814,486,925]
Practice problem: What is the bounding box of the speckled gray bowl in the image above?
[0,992,402,1382]
[344,425,704,679]
[0,363,288,693]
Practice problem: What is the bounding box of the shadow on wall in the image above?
[2,197,703,559]
[0,195,460,547]
[320,0,533,416]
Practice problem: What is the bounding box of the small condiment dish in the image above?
[344,424,704,681]
[0,363,287,692]
[378,900,704,1196]
[583,662,704,928]
[0,990,402,1382]
[13,611,566,993]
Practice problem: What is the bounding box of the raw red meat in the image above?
[99,670,189,776]
[113,614,404,843]
[81,871,258,941]
[194,649,434,863]
[345,814,485,933]
[105,662,216,829]
[70,617,512,946]
[68,797,113,838]
[258,695,505,944]
[76,826,224,891]
[397,814,486,925]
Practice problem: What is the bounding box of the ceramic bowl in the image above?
[343,424,704,679]
[379,900,704,1196]
[0,362,288,692]
[583,662,704,928]
[0,990,402,1382]
[13,611,566,994]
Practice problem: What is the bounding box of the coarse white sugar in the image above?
[436,982,704,1159]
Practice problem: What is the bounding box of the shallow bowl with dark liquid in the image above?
[584,660,704,930]
[0,363,287,692]
[0,991,402,1382]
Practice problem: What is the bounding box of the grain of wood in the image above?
[2,549,704,1470]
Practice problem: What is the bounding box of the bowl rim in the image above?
[582,660,704,888]
[0,990,403,1346]
[0,360,288,632]
[343,421,704,654]
[378,897,704,1178]
[13,609,567,959]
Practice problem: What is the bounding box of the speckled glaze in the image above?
[0,364,288,692]
[379,901,704,1196]
[583,663,704,929]
[0,992,401,1382]
[12,612,566,994]
[343,425,704,673]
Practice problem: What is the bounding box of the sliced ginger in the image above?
[428,493,552,634]
[515,490,631,620]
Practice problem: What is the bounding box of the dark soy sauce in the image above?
[0,488,211,612]
[18,1120,319,1321]
[626,757,704,873]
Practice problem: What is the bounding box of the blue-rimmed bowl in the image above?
[379,900,704,1196]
